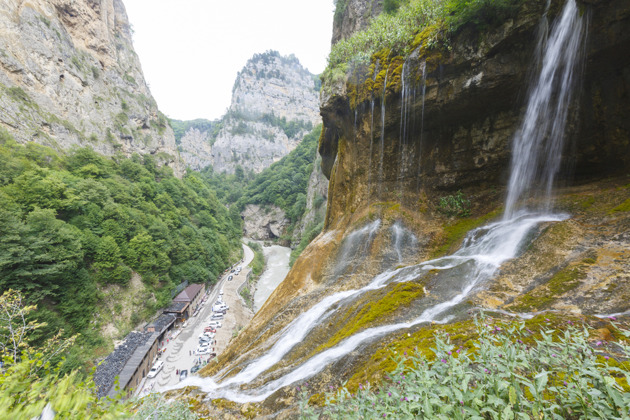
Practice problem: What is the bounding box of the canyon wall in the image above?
[0,0,183,175]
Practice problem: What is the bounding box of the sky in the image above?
[123,0,334,121]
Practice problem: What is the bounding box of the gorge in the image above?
[173,0,630,416]
[0,0,629,418]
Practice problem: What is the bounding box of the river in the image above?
[253,244,291,312]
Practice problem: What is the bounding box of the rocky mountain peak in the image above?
[230,50,320,123]
[178,50,322,174]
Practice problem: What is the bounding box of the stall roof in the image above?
[173,283,204,302]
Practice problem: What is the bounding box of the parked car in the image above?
[228,275,233,281]
[212,305,227,313]
[179,369,188,381]
[208,321,222,328]
[230,269,235,273]
[210,313,224,320]
[204,326,216,333]
[219,289,224,296]
[199,334,213,343]
[191,364,202,374]
[147,361,164,378]
[197,347,213,355]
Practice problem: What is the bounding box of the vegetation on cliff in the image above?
[0,129,241,371]
[169,118,219,144]
[324,0,519,90]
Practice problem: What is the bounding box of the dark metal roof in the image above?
[94,331,153,399]
[164,301,189,313]
[107,331,159,398]
[146,313,176,335]
[173,283,204,302]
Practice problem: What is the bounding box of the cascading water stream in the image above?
[415,60,427,193]
[504,0,585,218]
[174,0,585,403]
[179,212,566,402]
[378,66,388,198]
[367,61,380,207]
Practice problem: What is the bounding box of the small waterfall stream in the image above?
[367,61,380,207]
[177,0,586,403]
[415,60,427,192]
[378,66,389,198]
[504,0,585,218]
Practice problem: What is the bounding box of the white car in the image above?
[197,347,213,355]
[147,361,164,378]
[219,289,224,296]
[208,321,222,328]
[199,332,214,341]
[211,313,224,320]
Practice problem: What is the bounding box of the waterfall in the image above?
[367,61,380,208]
[504,0,585,218]
[390,221,417,264]
[415,60,427,192]
[397,57,415,198]
[174,0,585,403]
[378,67,388,198]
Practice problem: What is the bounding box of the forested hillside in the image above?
[201,125,325,254]
[0,128,241,370]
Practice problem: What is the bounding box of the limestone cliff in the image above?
[206,51,321,174]
[0,0,183,175]
[178,127,213,171]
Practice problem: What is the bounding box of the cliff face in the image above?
[178,127,213,171]
[0,0,183,175]
[332,0,383,45]
[206,51,321,174]
[320,0,630,229]
[198,0,630,416]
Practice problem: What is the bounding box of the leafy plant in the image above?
[300,315,630,419]
[438,190,471,217]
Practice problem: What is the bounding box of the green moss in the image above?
[430,208,501,258]
[609,198,630,214]
[510,264,586,312]
[344,312,583,392]
[314,282,425,356]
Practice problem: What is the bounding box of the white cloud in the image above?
[123,0,333,121]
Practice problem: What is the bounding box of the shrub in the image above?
[300,315,630,419]
[437,190,471,217]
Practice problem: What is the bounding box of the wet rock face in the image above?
[320,0,630,230]
[0,0,183,175]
